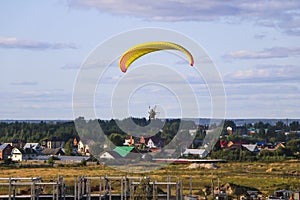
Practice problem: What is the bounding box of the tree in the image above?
[109,133,125,146]
[275,146,290,157]
[80,158,87,166]
[64,139,74,156]
[254,121,265,129]
[222,120,236,135]
[289,121,299,131]
[275,121,288,131]
[48,157,55,165]
[286,139,300,155]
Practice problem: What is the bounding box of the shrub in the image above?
[48,157,55,165]
[80,158,87,166]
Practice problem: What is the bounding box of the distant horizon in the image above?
[1,117,299,122]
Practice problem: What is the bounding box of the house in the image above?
[42,138,65,149]
[134,136,146,150]
[145,137,164,149]
[0,143,13,160]
[24,143,42,155]
[273,190,293,200]
[241,144,259,153]
[256,142,274,150]
[293,191,300,200]
[113,146,135,158]
[11,147,37,161]
[182,148,208,158]
[124,136,164,149]
[100,151,123,160]
[275,142,286,149]
[146,138,157,148]
[42,148,65,156]
[245,191,260,200]
[114,146,142,159]
[77,140,90,156]
[123,136,134,146]
[227,141,247,150]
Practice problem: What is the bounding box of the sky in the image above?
[1,0,300,120]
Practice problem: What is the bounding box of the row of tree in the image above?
[0,117,188,145]
[0,121,77,143]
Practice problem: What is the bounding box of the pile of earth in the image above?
[186,163,219,169]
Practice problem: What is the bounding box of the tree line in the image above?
[0,117,188,146]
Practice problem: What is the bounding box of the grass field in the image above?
[0,160,299,197]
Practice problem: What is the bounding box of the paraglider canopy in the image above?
[119,41,194,73]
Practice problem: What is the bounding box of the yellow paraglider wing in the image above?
[119,41,194,73]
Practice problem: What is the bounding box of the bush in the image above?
[4,158,13,165]
[80,158,87,166]
[48,157,55,165]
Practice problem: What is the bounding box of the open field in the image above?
[0,160,299,197]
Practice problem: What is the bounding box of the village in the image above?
[0,128,297,163]
[0,119,299,200]
[0,137,90,163]
[0,120,299,164]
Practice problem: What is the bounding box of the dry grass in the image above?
[0,160,299,196]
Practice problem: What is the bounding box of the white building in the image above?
[77,141,90,156]
[146,138,157,148]
[11,147,37,161]
[182,148,208,158]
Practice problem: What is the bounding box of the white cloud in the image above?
[224,65,300,83]
[0,36,77,50]
[224,65,300,82]
[11,81,38,86]
[69,0,300,35]
[224,47,300,59]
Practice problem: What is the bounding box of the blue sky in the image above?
[1,0,300,120]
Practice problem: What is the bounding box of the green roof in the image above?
[113,146,134,157]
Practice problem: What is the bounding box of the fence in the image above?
[0,176,198,200]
